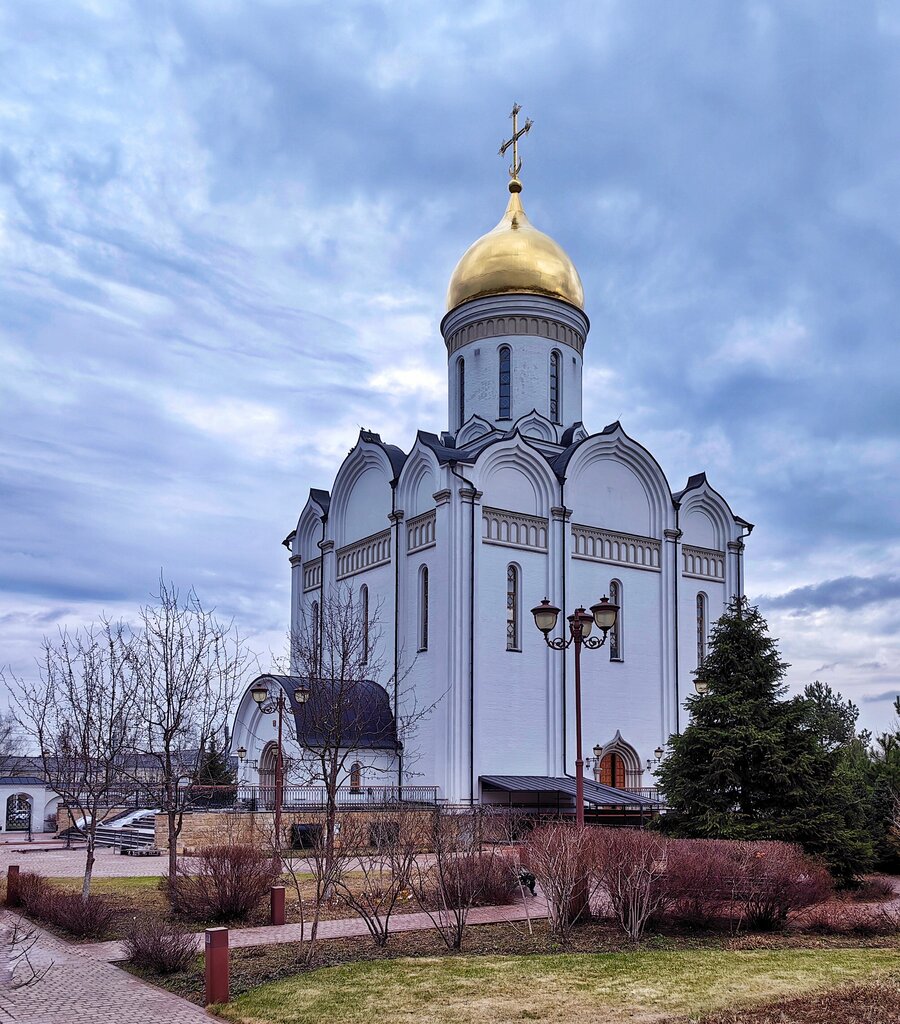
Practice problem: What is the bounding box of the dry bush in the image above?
[415,809,518,950]
[123,918,198,974]
[167,843,279,922]
[736,841,832,930]
[795,901,900,936]
[850,875,896,902]
[592,828,668,941]
[660,838,734,928]
[521,822,595,944]
[331,809,423,946]
[16,870,114,938]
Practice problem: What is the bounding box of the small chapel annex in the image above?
[232,135,752,814]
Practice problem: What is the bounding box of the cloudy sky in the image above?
[1,1,898,732]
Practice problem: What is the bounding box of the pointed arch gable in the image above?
[292,494,328,562]
[396,441,440,518]
[473,434,559,516]
[562,424,674,538]
[456,414,498,448]
[330,434,397,546]
[511,409,559,443]
[677,477,739,551]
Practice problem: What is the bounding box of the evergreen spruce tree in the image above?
[656,598,874,884]
[195,735,237,807]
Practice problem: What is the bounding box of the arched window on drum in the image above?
[498,345,511,420]
[457,357,465,426]
[549,349,561,424]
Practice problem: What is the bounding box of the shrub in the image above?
[431,851,518,909]
[123,918,198,974]
[736,841,832,930]
[796,901,900,936]
[851,875,896,902]
[592,828,668,941]
[522,822,594,943]
[16,872,114,938]
[167,843,279,922]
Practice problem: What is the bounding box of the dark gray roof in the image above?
[259,674,399,751]
[309,488,331,513]
[0,776,45,787]
[480,774,659,807]
[359,430,408,481]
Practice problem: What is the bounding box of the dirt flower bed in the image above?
[679,976,900,1023]
[123,917,900,1007]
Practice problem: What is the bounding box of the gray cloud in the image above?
[1,0,899,731]
[759,575,900,614]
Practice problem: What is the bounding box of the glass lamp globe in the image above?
[531,599,560,635]
[590,596,619,632]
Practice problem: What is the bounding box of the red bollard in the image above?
[6,866,20,908]
[204,927,229,1005]
[270,884,286,926]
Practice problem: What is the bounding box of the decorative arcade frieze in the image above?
[571,524,662,571]
[482,506,548,552]
[302,556,322,592]
[407,509,436,554]
[445,314,585,357]
[682,544,726,581]
[336,529,392,579]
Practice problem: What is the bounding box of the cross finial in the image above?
[498,103,533,193]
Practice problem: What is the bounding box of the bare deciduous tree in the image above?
[286,584,437,890]
[7,622,139,899]
[126,579,252,877]
[0,711,24,777]
[2,916,51,989]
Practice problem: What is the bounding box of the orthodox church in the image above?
[232,118,752,812]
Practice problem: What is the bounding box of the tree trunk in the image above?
[82,814,96,901]
[167,807,178,878]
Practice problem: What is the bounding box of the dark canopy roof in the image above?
[480,774,659,807]
[257,674,399,752]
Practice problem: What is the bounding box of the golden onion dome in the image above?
[446,180,584,312]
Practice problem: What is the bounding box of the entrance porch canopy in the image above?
[480,775,659,808]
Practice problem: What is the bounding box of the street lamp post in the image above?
[250,681,309,853]
[531,596,619,828]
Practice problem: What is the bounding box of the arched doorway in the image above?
[593,731,643,791]
[5,794,32,832]
[259,743,280,810]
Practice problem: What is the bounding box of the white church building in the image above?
[232,155,752,814]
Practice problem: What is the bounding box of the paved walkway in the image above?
[0,845,196,878]
[0,912,211,1024]
[85,897,548,962]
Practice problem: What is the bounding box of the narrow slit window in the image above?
[360,585,369,664]
[609,580,622,660]
[457,357,465,426]
[350,762,362,793]
[418,565,429,651]
[506,564,520,651]
[499,346,511,419]
[549,350,561,424]
[696,593,707,667]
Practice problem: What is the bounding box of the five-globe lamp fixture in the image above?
[250,680,309,853]
[530,595,619,828]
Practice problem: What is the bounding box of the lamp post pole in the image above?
[250,679,309,858]
[531,598,619,829]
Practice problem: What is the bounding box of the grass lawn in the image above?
[212,948,900,1024]
[42,870,374,939]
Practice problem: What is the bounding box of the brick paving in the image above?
[84,897,548,962]
[0,845,196,878]
[0,912,211,1024]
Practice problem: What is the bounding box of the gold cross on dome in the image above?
[498,103,533,182]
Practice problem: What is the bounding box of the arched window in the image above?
[350,761,362,793]
[360,585,369,663]
[549,350,561,423]
[457,357,465,425]
[498,345,511,419]
[696,592,707,667]
[608,580,622,661]
[418,565,429,652]
[599,753,627,789]
[506,564,520,651]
